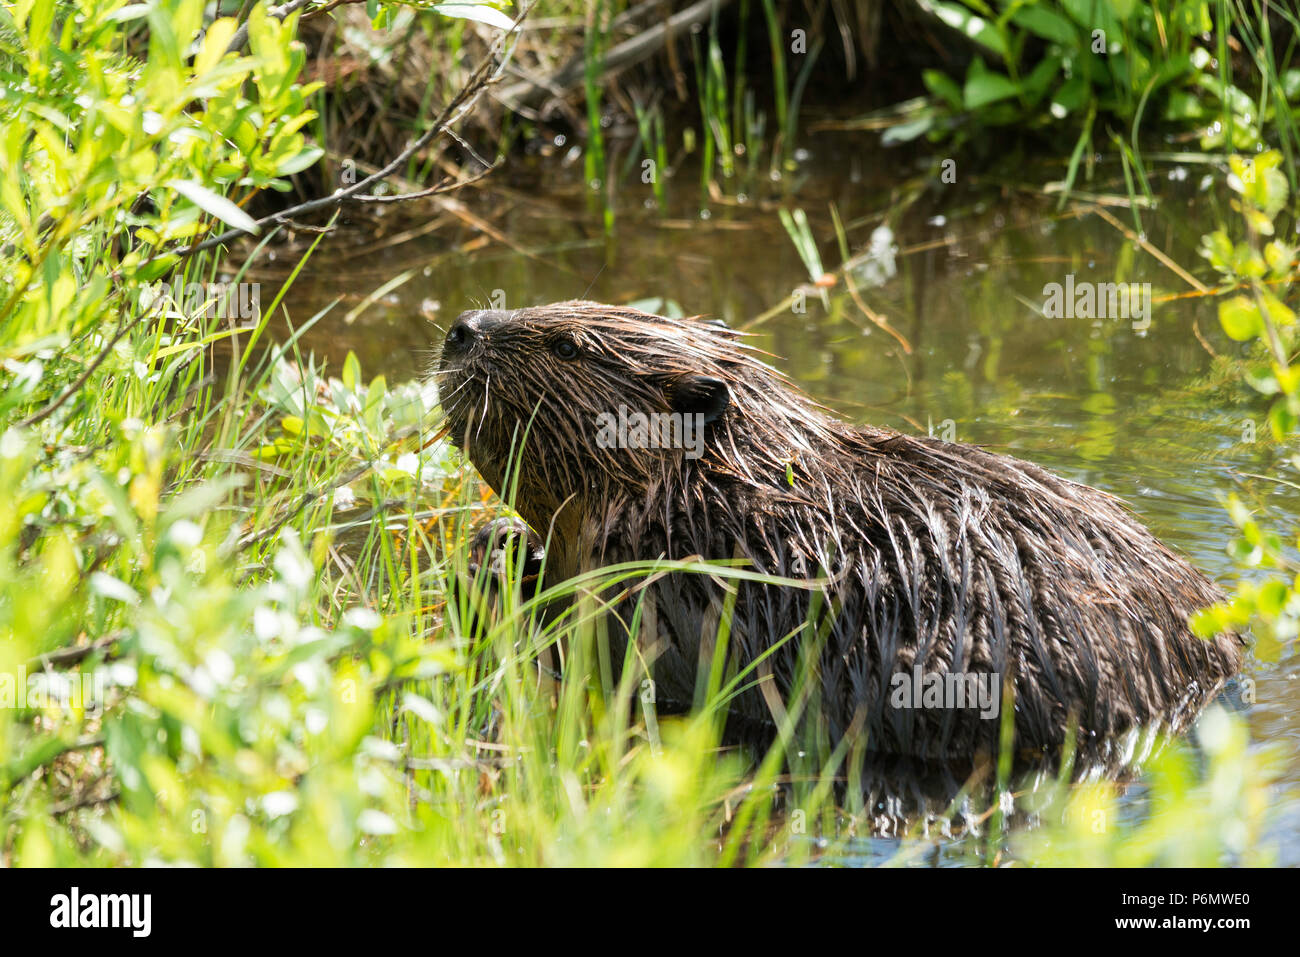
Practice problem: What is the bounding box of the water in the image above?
[261,139,1300,865]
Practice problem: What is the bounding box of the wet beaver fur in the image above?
[436,300,1244,762]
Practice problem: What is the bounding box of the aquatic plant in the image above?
[1192,148,1299,664]
[882,0,1300,194]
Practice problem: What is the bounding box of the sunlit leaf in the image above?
[168,179,260,235]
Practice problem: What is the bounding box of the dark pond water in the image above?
[258,134,1300,866]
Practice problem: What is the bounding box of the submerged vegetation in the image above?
[0,0,1296,866]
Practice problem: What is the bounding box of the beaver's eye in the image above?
[552,337,580,360]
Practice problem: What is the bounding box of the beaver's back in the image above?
[602,427,1243,760]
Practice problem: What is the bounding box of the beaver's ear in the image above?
[668,375,730,424]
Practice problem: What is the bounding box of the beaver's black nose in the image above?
[443,309,506,355]
[443,319,474,352]
[443,313,481,353]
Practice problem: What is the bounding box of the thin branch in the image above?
[352,162,499,203]
[51,787,121,817]
[302,0,367,20]
[17,317,143,428]
[272,215,339,233]
[183,5,532,259]
[238,424,422,547]
[1,735,106,793]
[26,633,126,672]
[223,0,316,56]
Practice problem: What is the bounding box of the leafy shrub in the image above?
[901,0,1300,189]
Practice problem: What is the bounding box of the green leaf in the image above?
[1011,5,1077,44]
[1239,151,1289,221]
[1257,580,1289,616]
[1050,73,1089,117]
[964,59,1021,110]
[881,115,934,145]
[27,0,54,48]
[1264,241,1295,279]
[922,1,1007,56]
[1190,605,1238,639]
[1268,398,1298,441]
[1243,365,1280,396]
[1218,296,1261,341]
[1062,0,1121,37]
[1282,69,1300,101]
[922,69,963,110]
[196,16,238,75]
[104,3,150,23]
[1020,55,1063,103]
[342,351,362,393]
[276,146,324,177]
[1260,291,1296,327]
[1107,0,1137,20]
[1163,90,1209,122]
[1199,228,1234,272]
[168,180,260,235]
[145,1,179,65]
[430,3,515,31]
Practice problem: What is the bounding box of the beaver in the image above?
[435,300,1245,761]
[447,516,548,642]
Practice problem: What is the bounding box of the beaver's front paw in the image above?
[446,517,546,637]
[467,516,545,583]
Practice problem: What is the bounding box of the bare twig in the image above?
[17,317,143,429]
[352,162,499,204]
[238,424,422,547]
[1,735,106,792]
[183,5,532,259]
[1087,202,1209,293]
[51,787,121,817]
[223,0,316,56]
[302,0,367,20]
[272,215,339,234]
[26,633,126,671]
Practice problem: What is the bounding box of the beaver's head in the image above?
[436,300,829,532]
